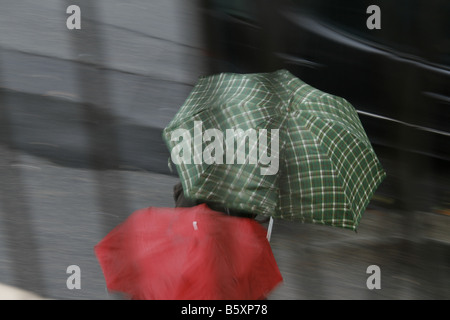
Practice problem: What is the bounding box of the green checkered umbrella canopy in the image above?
[163,69,385,231]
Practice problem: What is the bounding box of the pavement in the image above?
[0,0,449,300]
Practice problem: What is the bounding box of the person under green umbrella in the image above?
[164,69,385,231]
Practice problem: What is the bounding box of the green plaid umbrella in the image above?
[163,69,385,231]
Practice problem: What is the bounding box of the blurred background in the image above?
[0,0,448,299]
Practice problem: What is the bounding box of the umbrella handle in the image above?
[167,157,173,173]
[266,217,274,242]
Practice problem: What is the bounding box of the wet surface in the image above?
[269,214,450,299]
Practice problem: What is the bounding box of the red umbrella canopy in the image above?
[94,204,282,300]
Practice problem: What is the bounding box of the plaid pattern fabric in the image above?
[163,69,386,231]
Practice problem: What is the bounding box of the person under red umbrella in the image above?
[94,200,282,300]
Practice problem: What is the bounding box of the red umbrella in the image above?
[94,204,282,300]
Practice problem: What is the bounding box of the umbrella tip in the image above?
[193,221,198,231]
